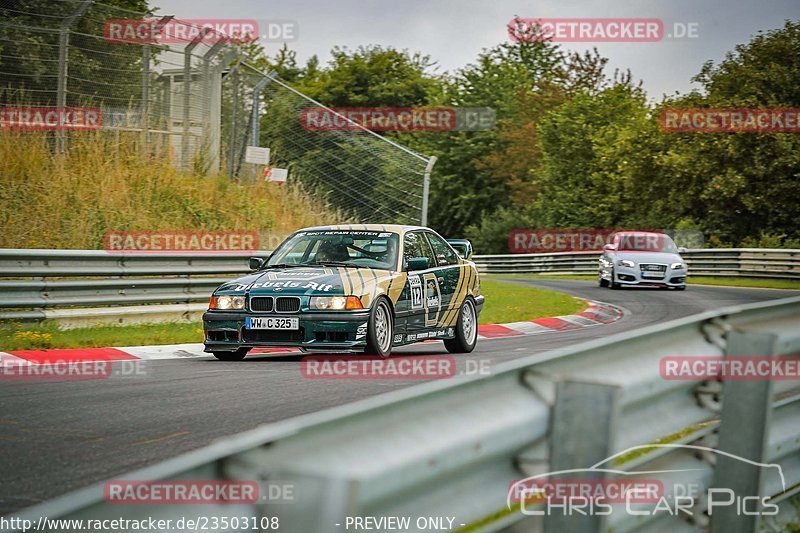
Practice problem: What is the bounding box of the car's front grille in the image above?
[242,328,305,343]
[275,296,301,313]
[640,264,667,272]
[250,296,273,312]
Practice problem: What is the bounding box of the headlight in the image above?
[618,260,635,268]
[209,295,245,310]
[309,296,363,310]
[671,262,687,270]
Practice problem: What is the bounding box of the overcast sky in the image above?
[154,0,798,100]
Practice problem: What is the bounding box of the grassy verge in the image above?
[478,280,585,324]
[485,273,800,290]
[0,322,204,351]
[0,130,342,249]
[0,281,585,350]
[687,276,800,290]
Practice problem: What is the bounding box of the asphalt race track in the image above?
[1,280,798,514]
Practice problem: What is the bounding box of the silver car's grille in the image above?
[249,296,273,312]
[640,263,667,272]
[275,296,301,313]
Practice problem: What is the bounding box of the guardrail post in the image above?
[545,380,621,533]
[711,330,777,533]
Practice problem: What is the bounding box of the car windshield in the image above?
[616,233,679,253]
[267,230,400,270]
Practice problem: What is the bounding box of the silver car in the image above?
[598,231,687,290]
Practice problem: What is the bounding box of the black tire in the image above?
[213,348,249,361]
[675,285,686,291]
[444,298,478,354]
[365,297,393,358]
[599,275,609,288]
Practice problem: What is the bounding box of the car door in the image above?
[399,231,440,339]
[423,231,460,326]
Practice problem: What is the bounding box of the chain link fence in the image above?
[0,0,434,225]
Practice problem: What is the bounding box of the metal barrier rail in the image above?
[475,248,800,279]
[0,248,798,324]
[7,296,800,532]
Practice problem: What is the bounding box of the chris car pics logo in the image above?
[508,444,783,517]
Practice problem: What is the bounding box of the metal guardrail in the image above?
[474,248,800,279]
[0,248,798,325]
[0,249,265,325]
[7,296,800,532]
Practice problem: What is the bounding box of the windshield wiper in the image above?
[311,261,365,268]
[262,263,304,269]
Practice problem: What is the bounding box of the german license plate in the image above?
[245,317,299,330]
[641,271,664,278]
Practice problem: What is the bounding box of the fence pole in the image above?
[55,0,93,153]
[421,156,436,226]
[227,66,240,179]
[182,31,204,170]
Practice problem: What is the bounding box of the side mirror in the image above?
[447,239,473,260]
[678,247,688,254]
[603,244,616,252]
[249,256,267,270]
[406,257,429,271]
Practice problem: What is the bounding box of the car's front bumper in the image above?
[612,266,687,287]
[203,310,372,353]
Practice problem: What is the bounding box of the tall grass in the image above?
[0,130,345,249]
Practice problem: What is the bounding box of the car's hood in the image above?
[614,251,683,264]
[216,266,402,305]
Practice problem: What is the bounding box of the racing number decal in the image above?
[423,272,441,327]
[409,275,423,309]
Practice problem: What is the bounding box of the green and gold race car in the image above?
[203,224,483,360]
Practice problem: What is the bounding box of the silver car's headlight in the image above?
[671,262,687,270]
[618,259,635,268]
[210,295,245,310]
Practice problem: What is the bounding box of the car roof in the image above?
[297,224,427,235]
[613,230,668,236]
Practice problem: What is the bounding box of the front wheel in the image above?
[365,297,393,358]
[213,348,249,361]
[444,298,478,354]
[599,274,609,288]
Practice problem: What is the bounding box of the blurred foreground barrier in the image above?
[0,248,797,326]
[7,296,800,532]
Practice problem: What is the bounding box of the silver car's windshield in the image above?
[268,230,400,270]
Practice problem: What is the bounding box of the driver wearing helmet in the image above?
[315,240,350,263]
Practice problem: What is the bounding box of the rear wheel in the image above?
[444,298,478,354]
[365,298,393,358]
[213,348,249,361]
